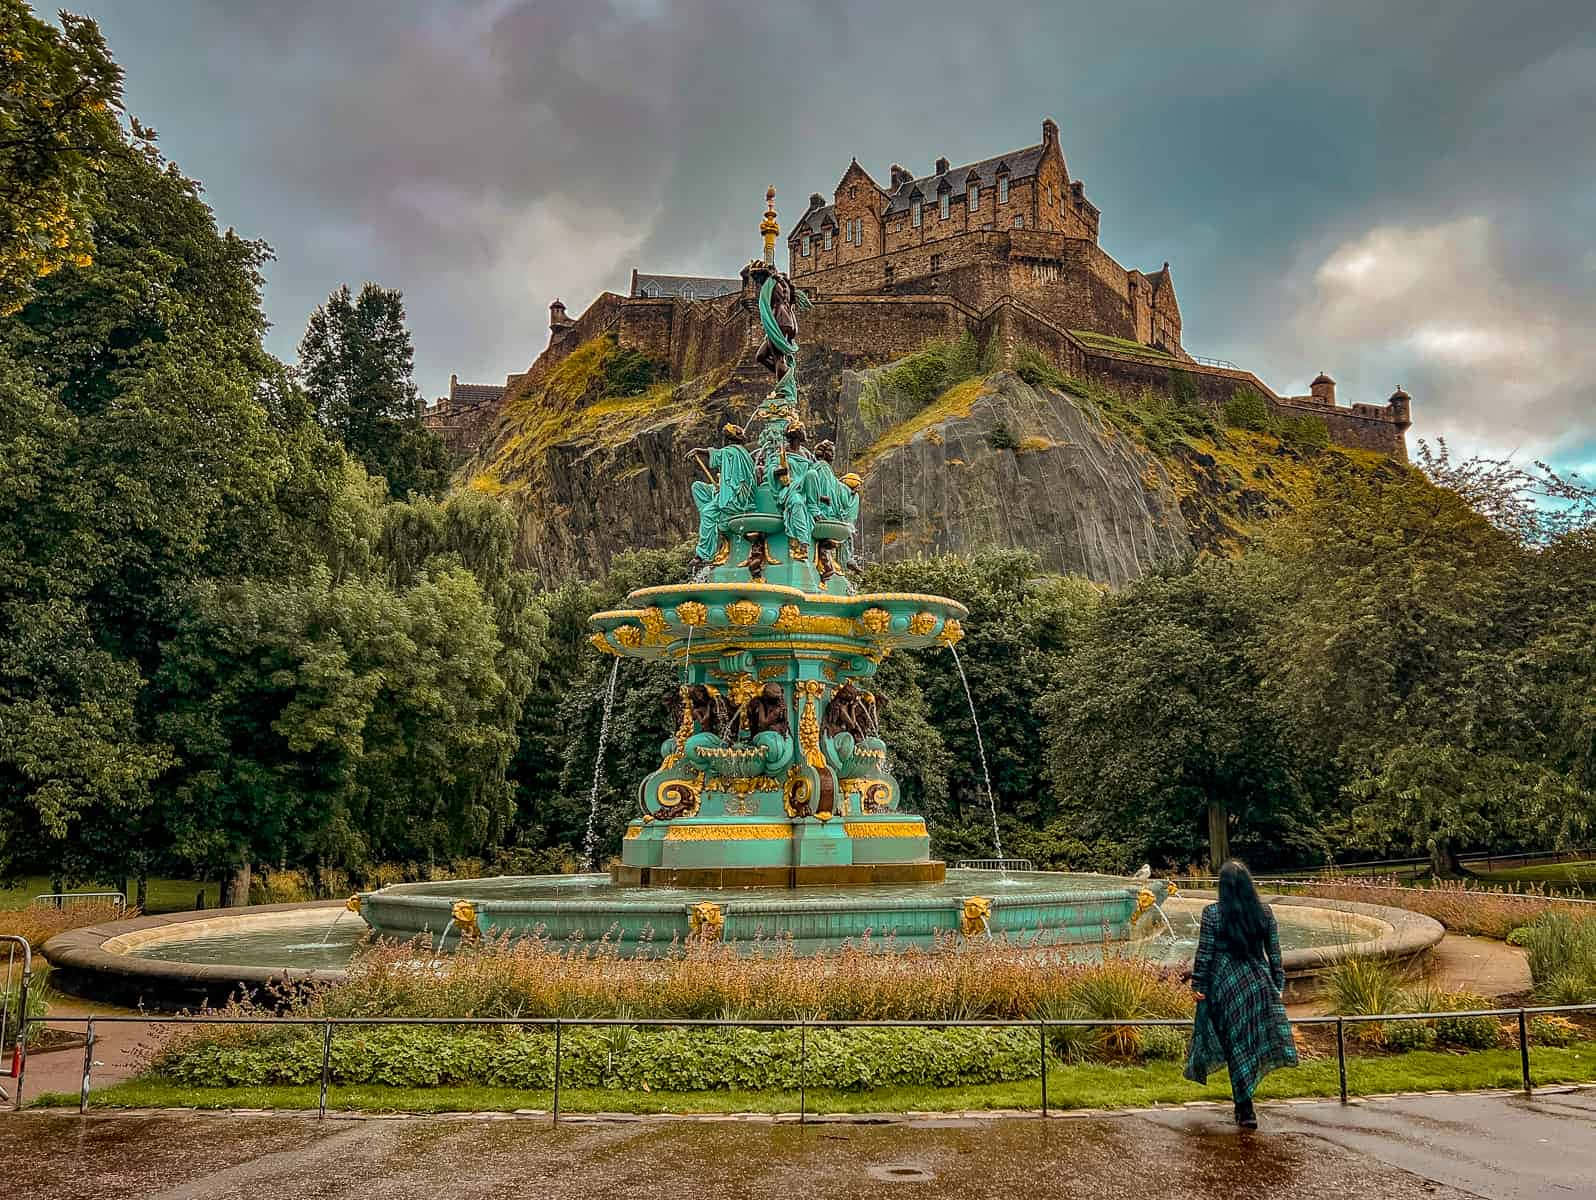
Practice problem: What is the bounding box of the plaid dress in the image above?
[1182,903,1298,1100]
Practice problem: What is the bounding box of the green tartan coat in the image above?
[1183,902,1298,1099]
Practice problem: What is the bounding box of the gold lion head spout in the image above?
[688,901,725,942]
[960,896,993,937]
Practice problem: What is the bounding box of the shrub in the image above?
[1222,388,1273,432]
[1383,1018,1438,1052]
[1432,992,1502,1049]
[1,977,47,1050]
[152,1025,1046,1093]
[1279,414,1330,454]
[985,423,1019,450]
[1530,1015,1579,1047]
[857,333,983,431]
[1137,1024,1189,1062]
[1324,954,1407,1018]
[1037,958,1192,1063]
[1515,913,1596,998]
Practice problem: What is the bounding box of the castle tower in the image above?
[1387,386,1412,430]
[1310,372,1336,406]
[549,297,573,340]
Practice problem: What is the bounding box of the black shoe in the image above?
[1234,1100,1258,1129]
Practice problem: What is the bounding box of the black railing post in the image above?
[799,1020,808,1125]
[319,1020,332,1118]
[1336,1017,1348,1104]
[1038,1020,1049,1117]
[1519,1009,1531,1095]
[79,1017,96,1114]
[552,1018,562,1124]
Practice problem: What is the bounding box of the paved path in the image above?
[23,997,153,1100]
[2,1090,1593,1200]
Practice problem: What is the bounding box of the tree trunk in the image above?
[1207,800,1230,873]
[221,860,252,908]
[1428,838,1464,878]
[136,871,148,913]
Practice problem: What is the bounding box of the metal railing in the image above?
[36,1001,1596,1120]
[1,936,31,1109]
[956,858,1035,872]
[1167,876,1596,907]
[32,892,126,913]
[1190,354,1238,370]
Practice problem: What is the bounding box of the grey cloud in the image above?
[85,0,1594,464]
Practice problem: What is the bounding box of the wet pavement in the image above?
[4,1089,1594,1200]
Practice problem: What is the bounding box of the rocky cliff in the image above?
[465,334,1390,586]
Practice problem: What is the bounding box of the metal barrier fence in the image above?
[0,936,31,1109]
[32,892,126,913]
[32,1001,1596,1121]
[955,859,1035,872]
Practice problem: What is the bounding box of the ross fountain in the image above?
[355,190,1174,951]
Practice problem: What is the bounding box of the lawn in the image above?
[33,1041,1596,1115]
[0,875,216,914]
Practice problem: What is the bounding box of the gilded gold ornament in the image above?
[640,606,670,642]
[960,896,993,937]
[856,608,891,636]
[688,900,726,941]
[725,599,763,626]
[936,618,965,647]
[675,601,708,626]
[909,611,937,636]
[614,624,643,648]
[589,632,619,655]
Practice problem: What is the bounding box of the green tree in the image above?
[1039,560,1325,872]
[0,1,124,313]
[298,283,450,499]
[1258,464,1528,874]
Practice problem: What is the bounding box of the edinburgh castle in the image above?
[427,118,1411,462]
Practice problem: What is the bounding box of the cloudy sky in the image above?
[85,0,1595,472]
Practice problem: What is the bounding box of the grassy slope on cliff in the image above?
[844,337,1400,559]
[466,334,727,496]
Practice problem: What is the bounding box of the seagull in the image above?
[1132,863,1152,879]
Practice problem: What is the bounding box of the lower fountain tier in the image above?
[618,812,933,881]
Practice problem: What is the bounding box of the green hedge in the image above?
[154,1026,1045,1093]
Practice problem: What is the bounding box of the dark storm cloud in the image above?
[85,0,1595,464]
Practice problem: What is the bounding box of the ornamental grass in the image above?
[302,933,1195,1025]
[0,900,130,951]
[1279,878,1594,941]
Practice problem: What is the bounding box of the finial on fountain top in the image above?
[760,185,779,266]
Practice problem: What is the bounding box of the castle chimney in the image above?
[809,192,824,209]
[935,155,950,175]
[1310,371,1336,406]
[1042,117,1059,146]
[890,164,911,189]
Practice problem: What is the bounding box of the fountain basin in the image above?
[357,869,1172,953]
[40,881,1444,1010]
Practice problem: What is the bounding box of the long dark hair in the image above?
[1215,860,1270,960]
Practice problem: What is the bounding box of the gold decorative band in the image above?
[843,821,927,838]
[663,823,792,841]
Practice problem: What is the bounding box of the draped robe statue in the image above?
[690,442,756,564]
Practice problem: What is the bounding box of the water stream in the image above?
[947,643,1003,865]
[581,657,622,871]
[316,907,346,946]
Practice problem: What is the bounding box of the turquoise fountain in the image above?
[358,190,1171,952]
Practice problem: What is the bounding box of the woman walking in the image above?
[1183,860,1298,1128]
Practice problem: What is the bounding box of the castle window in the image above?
[823,229,832,251]
[930,254,943,272]
[884,265,894,285]
[939,193,950,220]
[911,200,922,228]
[802,234,811,257]
[998,176,1009,204]
[969,183,979,211]
[1012,214,1024,229]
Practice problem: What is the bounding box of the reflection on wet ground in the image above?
[9,1090,1591,1200]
